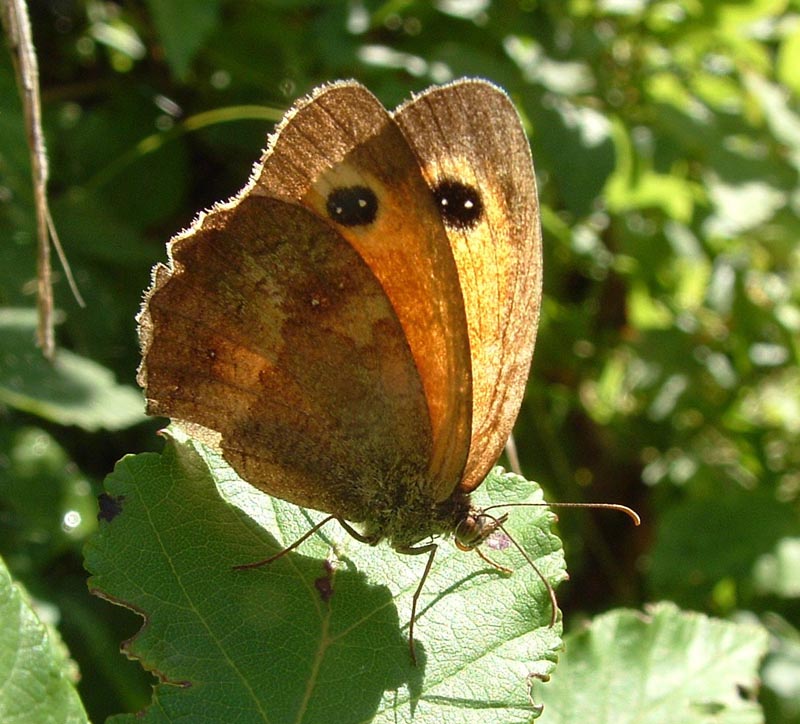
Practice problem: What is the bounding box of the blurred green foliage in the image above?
[1,0,798,721]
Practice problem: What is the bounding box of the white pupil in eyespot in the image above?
[439,195,474,210]
[335,198,366,212]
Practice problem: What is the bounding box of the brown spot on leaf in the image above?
[97,493,125,522]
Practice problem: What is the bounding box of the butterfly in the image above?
[137,78,542,662]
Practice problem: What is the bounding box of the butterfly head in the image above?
[453,509,510,551]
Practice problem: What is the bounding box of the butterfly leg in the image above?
[394,542,438,666]
[335,518,378,545]
[473,546,513,574]
[233,514,337,570]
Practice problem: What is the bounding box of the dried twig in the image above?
[2,0,84,361]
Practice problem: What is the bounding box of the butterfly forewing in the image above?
[394,80,542,495]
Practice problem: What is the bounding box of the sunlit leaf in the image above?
[85,432,566,723]
[0,557,88,723]
[534,603,769,724]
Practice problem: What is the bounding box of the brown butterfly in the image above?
[137,78,542,662]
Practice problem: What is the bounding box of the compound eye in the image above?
[455,512,498,550]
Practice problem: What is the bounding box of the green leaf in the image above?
[523,94,615,218]
[0,308,146,431]
[704,174,786,238]
[648,492,798,609]
[0,556,88,723]
[0,426,97,568]
[534,603,769,723]
[605,118,698,222]
[753,537,800,598]
[145,0,221,80]
[85,431,566,722]
[778,24,800,97]
[760,615,800,724]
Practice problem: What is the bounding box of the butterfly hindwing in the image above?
[138,195,432,520]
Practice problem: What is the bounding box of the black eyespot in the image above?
[433,179,483,229]
[326,185,378,226]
